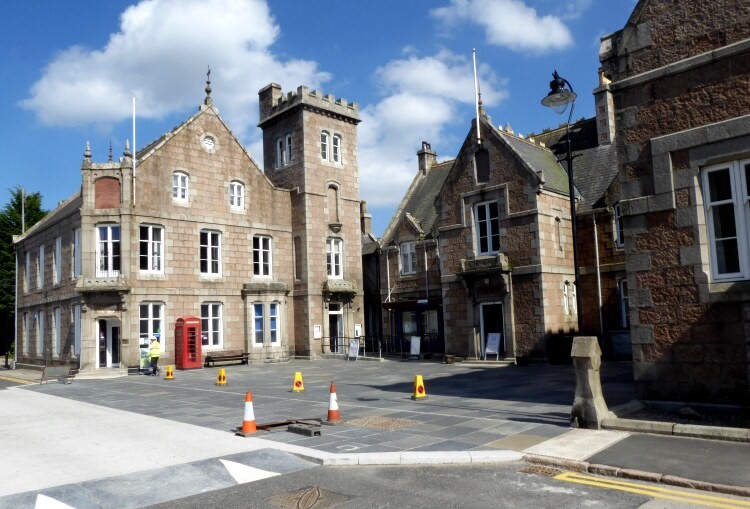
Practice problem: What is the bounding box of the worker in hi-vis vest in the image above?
[148,336,161,376]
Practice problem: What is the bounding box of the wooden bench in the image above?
[40,365,73,384]
[204,350,249,367]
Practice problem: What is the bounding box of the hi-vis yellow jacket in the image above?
[149,340,161,359]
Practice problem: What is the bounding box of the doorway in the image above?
[328,303,343,353]
[479,302,504,358]
[97,319,121,368]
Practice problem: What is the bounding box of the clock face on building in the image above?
[202,136,215,150]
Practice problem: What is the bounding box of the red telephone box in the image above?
[174,316,202,369]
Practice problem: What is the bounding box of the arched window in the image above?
[320,131,330,161]
[172,171,189,201]
[332,134,342,163]
[327,184,339,222]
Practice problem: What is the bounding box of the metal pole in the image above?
[564,104,583,331]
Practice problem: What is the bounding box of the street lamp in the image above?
[541,70,583,331]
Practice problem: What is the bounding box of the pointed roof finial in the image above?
[84,141,92,159]
[124,139,131,158]
[108,140,113,162]
[204,65,212,106]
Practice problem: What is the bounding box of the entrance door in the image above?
[98,319,121,368]
[480,303,504,358]
[328,303,343,353]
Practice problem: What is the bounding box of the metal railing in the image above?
[323,333,445,359]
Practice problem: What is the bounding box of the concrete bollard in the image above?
[570,336,615,429]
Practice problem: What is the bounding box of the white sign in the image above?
[485,333,501,360]
[410,336,421,358]
[354,323,362,338]
[313,325,322,339]
[348,339,360,360]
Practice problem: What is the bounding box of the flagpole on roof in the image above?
[472,48,482,146]
[132,96,137,206]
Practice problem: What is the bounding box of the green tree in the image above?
[0,187,46,365]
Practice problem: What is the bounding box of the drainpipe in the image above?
[593,213,604,338]
[423,240,429,300]
[13,247,17,369]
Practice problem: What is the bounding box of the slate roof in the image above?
[529,117,618,212]
[380,159,453,246]
[14,191,82,243]
[487,121,572,196]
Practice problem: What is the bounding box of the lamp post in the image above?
[542,70,583,332]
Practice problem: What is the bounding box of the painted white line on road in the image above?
[35,494,76,509]
[220,459,279,484]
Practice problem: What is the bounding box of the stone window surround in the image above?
[320,129,344,167]
[621,114,750,348]
[400,240,417,276]
[229,180,245,210]
[200,301,223,350]
[172,170,190,203]
[200,229,222,277]
[253,235,273,278]
[139,224,164,274]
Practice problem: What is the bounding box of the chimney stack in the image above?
[417,141,437,175]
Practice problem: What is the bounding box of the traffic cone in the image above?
[324,382,341,424]
[236,391,257,436]
[291,371,304,392]
[164,365,174,380]
[215,368,227,386]
[412,374,427,400]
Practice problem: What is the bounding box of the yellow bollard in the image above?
[215,368,227,386]
[411,374,427,400]
[291,371,305,392]
[164,365,174,380]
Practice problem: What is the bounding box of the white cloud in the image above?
[358,50,506,207]
[431,0,574,53]
[20,0,330,139]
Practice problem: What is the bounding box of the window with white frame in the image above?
[38,245,44,288]
[285,134,293,164]
[253,236,272,277]
[172,171,189,201]
[53,237,61,284]
[37,311,44,355]
[400,241,416,275]
[201,302,223,348]
[72,228,81,279]
[253,303,264,344]
[332,134,341,163]
[563,281,577,315]
[320,131,330,161]
[53,307,61,356]
[25,251,30,292]
[618,278,630,329]
[200,230,221,275]
[614,202,625,248]
[326,238,343,278]
[562,284,570,315]
[96,225,121,277]
[475,201,500,255]
[229,181,244,209]
[139,303,163,347]
[270,302,279,344]
[276,137,285,167]
[23,312,29,354]
[139,225,163,273]
[72,305,81,356]
[702,160,750,280]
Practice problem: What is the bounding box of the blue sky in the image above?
[1,0,637,236]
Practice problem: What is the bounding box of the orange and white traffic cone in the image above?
[291,371,304,392]
[164,365,174,380]
[324,382,341,424]
[236,391,257,436]
[411,374,427,400]
[215,368,227,386]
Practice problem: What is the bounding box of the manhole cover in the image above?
[347,416,420,430]
[267,486,352,509]
[518,465,564,478]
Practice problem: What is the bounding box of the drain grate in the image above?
[347,416,420,430]
[267,486,352,509]
[518,465,564,478]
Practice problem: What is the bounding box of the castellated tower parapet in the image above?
[258,84,360,128]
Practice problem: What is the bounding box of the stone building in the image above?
[373,73,627,362]
[600,0,750,403]
[14,81,364,375]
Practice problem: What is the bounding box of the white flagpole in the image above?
[132,97,137,206]
[472,48,482,146]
